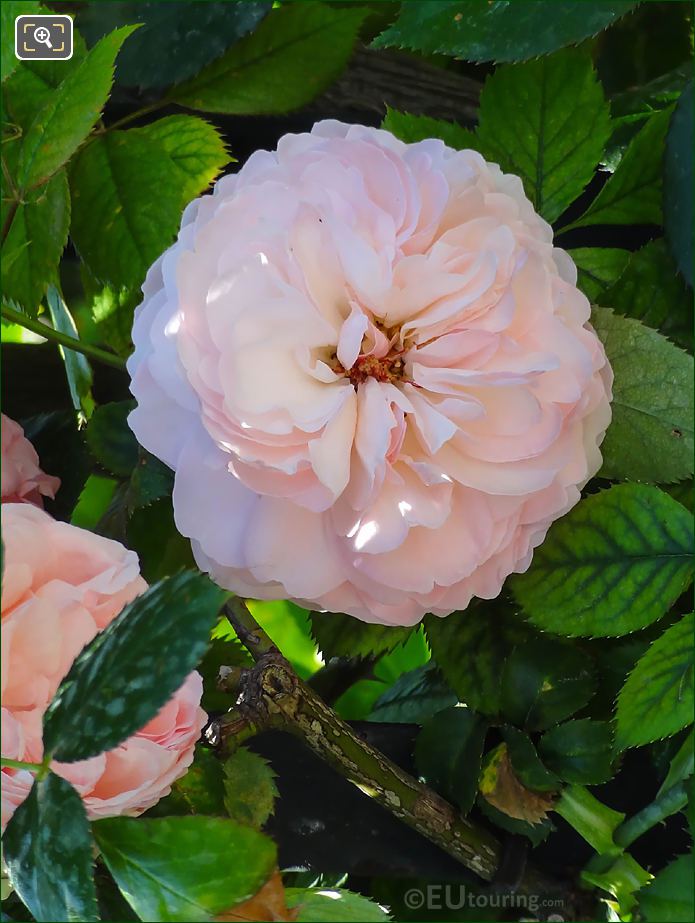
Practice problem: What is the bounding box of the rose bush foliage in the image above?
[1,3,692,922]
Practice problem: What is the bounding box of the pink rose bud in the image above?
[1,504,207,828]
[1,414,60,507]
[128,121,612,626]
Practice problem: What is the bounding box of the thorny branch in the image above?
[209,599,587,919]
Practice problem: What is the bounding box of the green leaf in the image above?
[502,727,561,792]
[554,784,624,855]
[656,730,694,798]
[563,106,672,229]
[599,240,693,349]
[78,1,271,90]
[95,816,276,922]
[637,853,694,922]
[1,166,70,315]
[500,639,596,730]
[511,484,694,638]
[414,706,488,813]
[475,48,611,223]
[373,1,637,62]
[169,2,365,115]
[45,286,94,419]
[616,613,694,750]
[250,599,321,679]
[125,498,197,582]
[424,601,532,717]
[42,571,226,762]
[223,747,278,829]
[539,719,614,783]
[310,610,414,661]
[1,1,42,84]
[150,746,226,818]
[592,306,694,483]
[69,115,227,290]
[286,887,391,922]
[381,108,478,150]
[81,263,138,357]
[85,400,138,477]
[2,28,87,130]
[21,410,91,520]
[16,26,138,190]
[664,81,693,286]
[568,247,630,302]
[369,663,457,723]
[3,773,98,923]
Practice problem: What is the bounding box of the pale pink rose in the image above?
[1,414,60,507]
[1,504,207,828]
[128,121,612,626]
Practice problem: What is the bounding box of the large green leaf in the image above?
[511,484,694,638]
[78,1,271,90]
[46,286,94,419]
[95,816,276,922]
[592,306,694,483]
[615,613,694,750]
[170,2,365,115]
[286,888,391,922]
[369,663,457,724]
[664,81,693,286]
[381,108,478,150]
[223,747,278,829]
[500,639,596,730]
[568,247,630,302]
[637,853,694,922]
[42,571,226,762]
[414,706,488,813]
[310,610,414,660]
[85,400,138,477]
[70,115,227,290]
[475,49,610,223]
[539,719,614,783]
[599,240,693,349]
[373,1,636,62]
[126,498,196,583]
[562,105,672,229]
[1,165,70,315]
[16,26,138,190]
[424,602,532,717]
[3,773,98,923]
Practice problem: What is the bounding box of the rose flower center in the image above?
[347,352,405,388]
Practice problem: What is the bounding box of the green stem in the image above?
[614,781,689,848]
[1,757,44,772]
[1,305,127,371]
